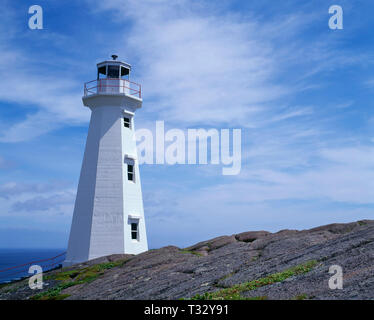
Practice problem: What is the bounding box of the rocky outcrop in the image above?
[1,219,374,300]
[235,230,270,242]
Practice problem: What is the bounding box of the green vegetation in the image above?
[0,279,29,294]
[0,283,10,290]
[30,282,76,300]
[292,293,309,300]
[31,259,128,300]
[0,283,14,294]
[179,249,203,257]
[189,260,318,300]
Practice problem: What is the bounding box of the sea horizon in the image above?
[0,248,66,284]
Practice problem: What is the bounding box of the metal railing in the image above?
[0,252,66,283]
[84,78,141,98]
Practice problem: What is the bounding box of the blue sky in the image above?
[0,0,373,249]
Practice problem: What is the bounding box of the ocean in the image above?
[0,248,66,284]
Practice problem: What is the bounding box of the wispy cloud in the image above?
[0,54,86,142]
[89,0,318,127]
[0,180,75,225]
[0,181,70,199]
[10,192,75,213]
[0,0,367,140]
[0,2,88,143]
[93,0,374,209]
[143,143,374,247]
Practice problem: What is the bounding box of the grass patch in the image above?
[0,283,14,294]
[30,282,75,300]
[31,259,127,300]
[49,270,80,282]
[179,250,203,257]
[0,279,29,294]
[0,283,10,290]
[189,260,318,300]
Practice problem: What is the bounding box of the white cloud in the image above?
[188,145,374,205]
[0,0,365,141]
[0,2,89,143]
[0,181,75,217]
[91,1,373,237]
[89,0,319,127]
[11,192,75,213]
[142,143,374,246]
[0,54,87,142]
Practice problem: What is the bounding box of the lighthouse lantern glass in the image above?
[92,59,134,95]
[107,65,120,78]
[97,66,106,80]
[121,66,130,79]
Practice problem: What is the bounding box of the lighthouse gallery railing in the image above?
[84,78,141,98]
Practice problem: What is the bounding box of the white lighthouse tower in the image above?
[64,55,148,266]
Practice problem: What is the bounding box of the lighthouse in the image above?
[64,56,148,266]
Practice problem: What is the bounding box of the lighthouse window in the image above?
[127,163,135,181]
[121,66,130,77]
[107,65,120,78]
[123,117,131,129]
[131,222,139,240]
[97,66,106,79]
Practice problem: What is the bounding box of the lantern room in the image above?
[84,55,141,98]
[97,55,131,80]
